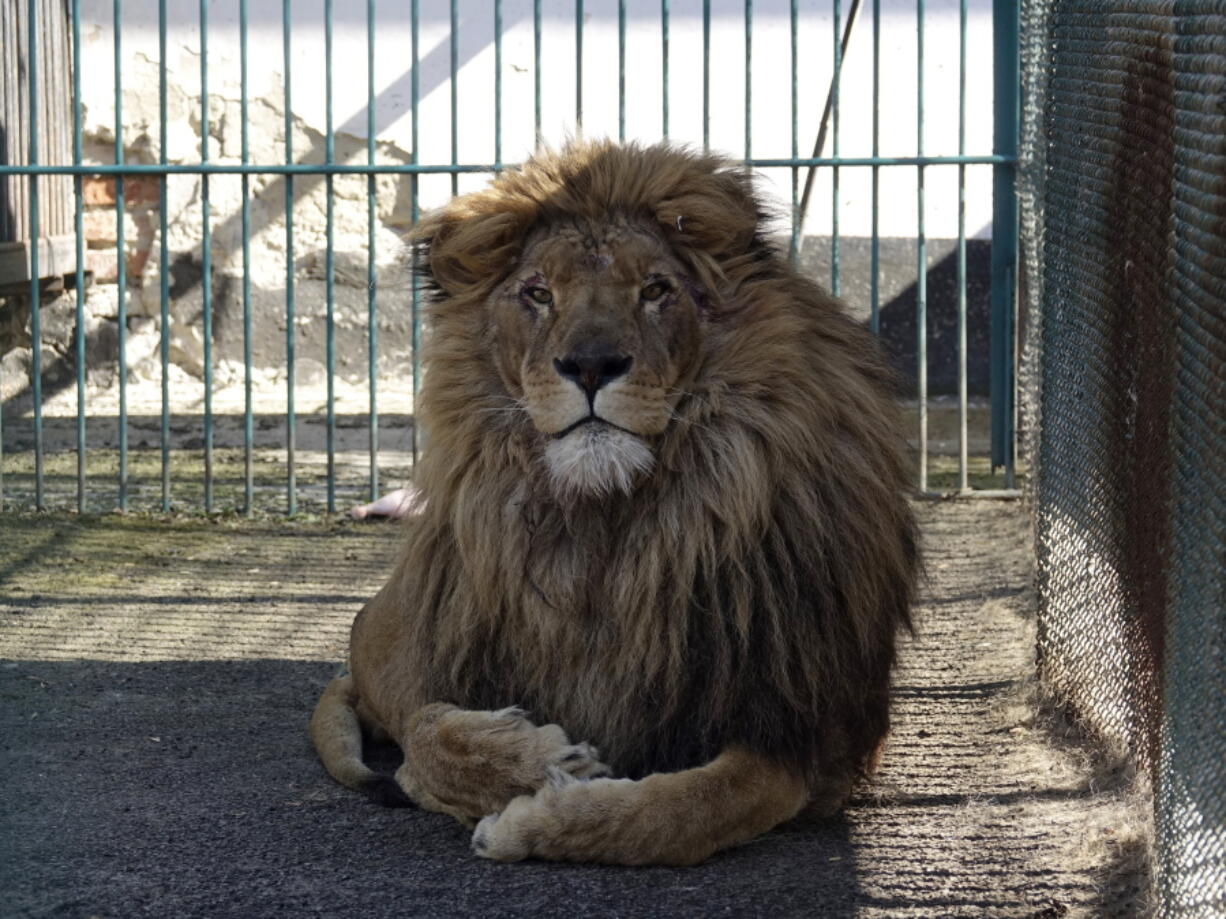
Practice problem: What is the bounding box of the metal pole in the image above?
[991,0,1020,485]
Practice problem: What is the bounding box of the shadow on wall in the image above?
[878,241,992,397]
[797,236,992,397]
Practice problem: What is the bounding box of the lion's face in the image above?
[487,218,704,497]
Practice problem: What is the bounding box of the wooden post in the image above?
[0,0,77,289]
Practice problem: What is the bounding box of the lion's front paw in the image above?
[471,797,536,862]
[403,704,612,824]
[548,741,612,782]
[469,778,633,864]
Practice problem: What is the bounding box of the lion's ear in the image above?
[412,200,530,297]
[654,170,762,263]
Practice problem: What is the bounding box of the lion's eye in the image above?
[524,286,553,306]
[640,280,670,302]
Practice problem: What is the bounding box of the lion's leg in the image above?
[310,674,413,807]
[392,703,612,827]
[471,746,809,866]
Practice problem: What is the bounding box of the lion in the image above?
[311,140,919,866]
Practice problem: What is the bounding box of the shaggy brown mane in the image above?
[387,140,918,787]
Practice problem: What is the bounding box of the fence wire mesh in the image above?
[1020,2,1226,916]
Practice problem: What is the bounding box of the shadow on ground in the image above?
[0,659,861,918]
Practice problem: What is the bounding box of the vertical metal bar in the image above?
[116,0,129,511]
[744,0,752,162]
[916,0,927,493]
[494,0,503,169]
[991,0,1019,485]
[789,0,798,263]
[575,0,583,135]
[618,0,626,142]
[283,0,296,514]
[957,0,968,491]
[199,0,213,512]
[450,0,459,197]
[702,0,710,152]
[325,0,336,514]
[411,0,421,462]
[831,0,842,296]
[870,0,880,334]
[367,0,378,502]
[661,0,669,140]
[241,0,253,514]
[533,0,542,149]
[73,0,86,512]
[159,0,170,511]
[28,0,44,510]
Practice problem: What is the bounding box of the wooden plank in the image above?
[0,234,78,286]
[0,0,75,246]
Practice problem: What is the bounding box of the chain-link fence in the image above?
[1020,2,1225,916]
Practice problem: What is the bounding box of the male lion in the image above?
[311,141,918,866]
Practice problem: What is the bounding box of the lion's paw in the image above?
[471,797,535,862]
[549,741,612,782]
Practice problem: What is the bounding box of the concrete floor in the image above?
[0,502,1149,918]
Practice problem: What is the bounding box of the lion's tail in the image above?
[310,674,413,808]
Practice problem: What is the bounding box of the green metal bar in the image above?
[28,0,43,510]
[744,0,752,161]
[200,0,213,512]
[241,0,253,515]
[450,0,459,197]
[73,0,86,512]
[618,0,626,142]
[831,0,842,296]
[916,0,927,493]
[158,0,170,511]
[870,0,880,334]
[117,0,130,511]
[755,155,1011,167]
[367,0,379,502]
[1,156,1014,177]
[534,0,541,148]
[411,0,421,462]
[494,0,503,169]
[575,0,583,134]
[1,163,523,175]
[789,0,798,262]
[957,0,968,491]
[661,0,669,139]
[283,0,296,515]
[991,0,1019,484]
[702,0,710,151]
[325,0,336,514]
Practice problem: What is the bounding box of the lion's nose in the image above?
[553,349,634,399]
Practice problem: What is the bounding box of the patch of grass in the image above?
[921,454,1027,494]
[0,446,414,517]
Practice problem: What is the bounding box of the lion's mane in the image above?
[390,141,918,785]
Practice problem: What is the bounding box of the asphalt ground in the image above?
[0,502,1149,918]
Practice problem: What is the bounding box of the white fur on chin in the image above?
[545,423,654,498]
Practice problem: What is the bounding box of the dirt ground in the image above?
[0,501,1150,918]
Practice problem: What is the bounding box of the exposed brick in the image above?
[82,175,160,207]
[85,246,150,284]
